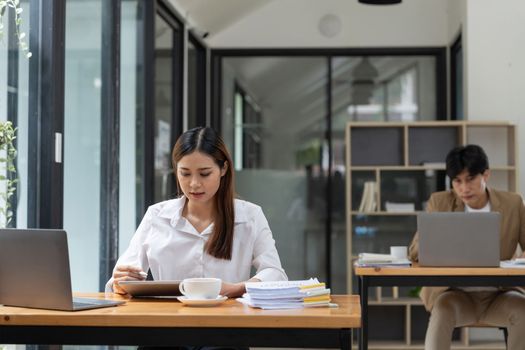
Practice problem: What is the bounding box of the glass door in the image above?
[63,0,103,292]
[153,6,183,203]
[221,57,329,283]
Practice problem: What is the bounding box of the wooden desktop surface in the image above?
[0,293,361,329]
[355,262,525,276]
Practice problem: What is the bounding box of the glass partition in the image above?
[119,0,141,252]
[218,53,441,293]
[153,11,183,202]
[222,57,329,283]
[330,55,438,292]
[0,1,30,229]
[63,0,102,292]
[188,35,206,129]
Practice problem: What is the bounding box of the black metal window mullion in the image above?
[157,0,184,149]
[325,56,332,288]
[189,34,207,127]
[27,0,66,229]
[210,53,222,133]
[450,34,462,120]
[99,0,121,291]
[170,12,183,146]
[137,0,156,213]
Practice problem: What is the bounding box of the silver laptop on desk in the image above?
[417,212,500,267]
[0,228,124,311]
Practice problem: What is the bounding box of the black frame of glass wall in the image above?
[450,33,463,120]
[188,31,207,128]
[210,47,447,287]
[14,0,187,291]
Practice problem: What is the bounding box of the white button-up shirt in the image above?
[105,197,287,292]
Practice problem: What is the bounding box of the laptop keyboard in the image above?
[73,301,99,308]
[72,297,122,309]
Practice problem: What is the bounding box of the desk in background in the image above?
[354,264,525,350]
[0,293,360,350]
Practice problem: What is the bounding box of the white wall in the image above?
[208,0,448,48]
[447,0,466,43]
[462,0,525,194]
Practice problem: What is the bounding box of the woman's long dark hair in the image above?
[172,127,235,260]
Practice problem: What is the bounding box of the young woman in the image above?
[106,127,287,297]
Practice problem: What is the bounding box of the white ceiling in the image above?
[170,0,273,39]
[168,1,439,140]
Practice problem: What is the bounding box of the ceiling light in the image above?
[358,0,402,5]
[351,57,379,105]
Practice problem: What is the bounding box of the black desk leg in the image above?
[358,276,368,350]
[340,328,351,350]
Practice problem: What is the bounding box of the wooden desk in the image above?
[354,264,525,350]
[0,293,360,349]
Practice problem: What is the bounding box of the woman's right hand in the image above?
[112,265,146,295]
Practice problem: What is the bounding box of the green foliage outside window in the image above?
[0,121,17,227]
[0,0,32,58]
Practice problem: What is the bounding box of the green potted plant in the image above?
[0,0,32,58]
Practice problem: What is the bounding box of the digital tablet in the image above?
[118,280,182,297]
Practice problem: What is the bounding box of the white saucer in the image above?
[177,295,228,307]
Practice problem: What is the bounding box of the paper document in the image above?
[356,253,411,267]
[239,278,331,309]
[500,259,525,268]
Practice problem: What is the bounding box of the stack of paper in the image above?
[237,278,331,309]
[384,201,415,213]
[500,258,525,268]
[356,253,411,267]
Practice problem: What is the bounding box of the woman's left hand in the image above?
[220,278,261,298]
[220,282,246,298]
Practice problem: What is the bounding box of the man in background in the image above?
[409,144,525,350]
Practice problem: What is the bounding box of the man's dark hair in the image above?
[445,144,489,179]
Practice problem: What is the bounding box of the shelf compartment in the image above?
[350,127,404,166]
[351,171,377,211]
[380,170,447,211]
[352,215,416,257]
[467,125,515,167]
[408,126,460,165]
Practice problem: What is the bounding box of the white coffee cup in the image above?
[390,246,408,259]
[179,277,222,299]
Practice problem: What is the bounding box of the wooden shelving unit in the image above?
[345,121,517,349]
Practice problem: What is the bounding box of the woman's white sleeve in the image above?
[251,207,288,282]
[104,207,153,292]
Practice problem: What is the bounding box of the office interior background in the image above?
[0,0,524,347]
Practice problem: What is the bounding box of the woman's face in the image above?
[176,151,227,205]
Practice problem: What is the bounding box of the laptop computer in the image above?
[417,212,500,267]
[0,228,125,311]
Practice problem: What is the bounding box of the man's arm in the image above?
[408,194,438,262]
[519,197,525,257]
